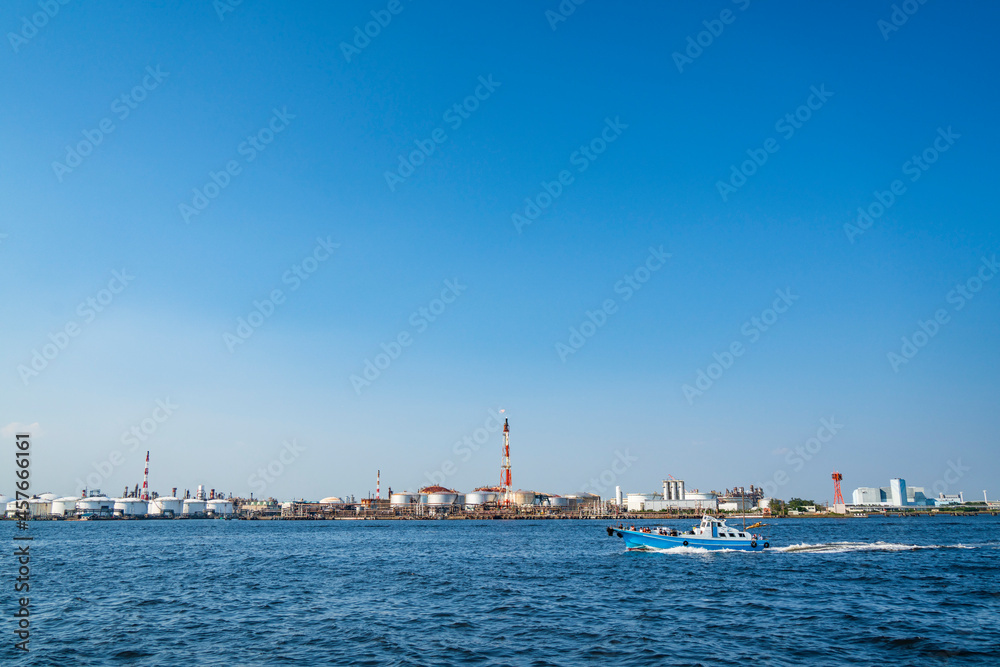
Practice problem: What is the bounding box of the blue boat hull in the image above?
[617,529,767,552]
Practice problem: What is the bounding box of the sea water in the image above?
[4,516,999,665]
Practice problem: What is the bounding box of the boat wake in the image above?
[628,546,751,555]
[776,541,977,554]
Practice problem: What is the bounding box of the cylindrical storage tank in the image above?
[113,499,148,517]
[454,494,465,507]
[548,496,570,508]
[148,496,183,517]
[417,494,428,504]
[51,497,80,517]
[182,499,207,516]
[464,492,489,508]
[206,499,234,516]
[38,492,57,501]
[5,500,19,518]
[27,499,52,517]
[513,490,536,506]
[76,496,112,516]
[390,493,417,506]
[426,492,458,506]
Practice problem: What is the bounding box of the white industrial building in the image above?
[627,480,719,512]
[851,478,964,507]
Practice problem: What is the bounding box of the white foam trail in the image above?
[776,541,977,554]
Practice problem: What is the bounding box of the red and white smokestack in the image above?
[377,470,380,501]
[141,451,150,501]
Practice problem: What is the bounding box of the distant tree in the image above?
[786,497,817,512]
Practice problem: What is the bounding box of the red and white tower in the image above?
[832,471,844,506]
[500,419,512,506]
[141,451,150,501]
[376,469,380,501]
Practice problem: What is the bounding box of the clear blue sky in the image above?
[2,0,998,503]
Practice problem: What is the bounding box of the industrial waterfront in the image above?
[5,422,998,522]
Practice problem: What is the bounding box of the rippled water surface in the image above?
[5,516,999,665]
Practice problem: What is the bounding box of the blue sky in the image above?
[2,0,998,503]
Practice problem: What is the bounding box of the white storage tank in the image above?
[206,499,234,516]
[76,495,112,516]
[5,500,19,518]
[320,496,345,505]
[547,495,570,508]
[113,498,148,517]
[182,499,207,516]
[463,492,490,508]
[38,492,57,501]
[426,492,458,507]
[390,493,417,506]
[51,497,80,517]
[148,496,183,517]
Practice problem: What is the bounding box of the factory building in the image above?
[627,480,719,512]
[852,478,965,507]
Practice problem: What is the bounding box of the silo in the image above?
[182,498,207,516]
[50,497,80,517]
[113,498,148,517]
[148,496,183,517]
